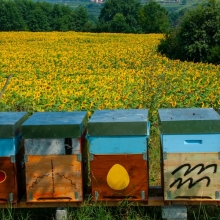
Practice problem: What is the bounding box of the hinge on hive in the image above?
[77,154,82,162]
[167,190,171,199]
[9,193,13,202]
[75,192,79,200]
[29,192,33,201]
[10,155,15,163]
[142,153,147,160]
[141,191,145,199]
[24,154,28,162]
[163,152,167,160]
[90,153,94,161]
[218,152,220,160]
[95,191,99,200]
[216,191,219,199]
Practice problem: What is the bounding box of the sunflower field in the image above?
[0,32,219,123]
[0,32,219,184]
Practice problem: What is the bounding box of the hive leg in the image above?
[56,207,67,220]
[162,205,187,220]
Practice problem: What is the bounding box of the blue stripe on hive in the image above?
[162,134,220,153]
[0,133,22,156]
[89,136,148,154]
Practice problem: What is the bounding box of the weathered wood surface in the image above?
[90,154,148,201]
[24,138,81,155]
[25,155,83,202]
[163,153,220,200]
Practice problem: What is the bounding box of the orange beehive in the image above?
[21,112,88,202]
[88,109,150,201]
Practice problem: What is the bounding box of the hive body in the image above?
[0,112,28,203]
[88,109,150,201]
[159,108,220,201]
[22,112,88,202]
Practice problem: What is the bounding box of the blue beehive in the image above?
[0,112,28,203]
[158,108,220,201]
[88,109,150,201]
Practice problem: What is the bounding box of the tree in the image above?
[71,6,90,32]
[138,0,170,33]
[0,0,25,31]
[27,6,50,31]
[98,0,141,33]
[14,0,35,30]
[158,0,220,64]
[51,4,72,31]
[110,13,129,33]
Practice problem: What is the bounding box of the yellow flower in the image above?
[171,101,176,107]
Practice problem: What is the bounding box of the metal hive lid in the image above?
[88,109,149,136]
[158,108,220,134]
[0,112,28,138]
[22,111,88,138]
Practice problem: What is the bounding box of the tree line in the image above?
[0,0,174,33]
[0,0,219,64]
[0,0,91,31]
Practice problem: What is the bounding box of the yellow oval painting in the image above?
[107,164,130,190]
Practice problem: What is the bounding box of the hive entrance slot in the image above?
[37,197,72,201]
[0,198,8,202]
[103,196,137,199]
[184,140,202,144]
[175,196,212,199]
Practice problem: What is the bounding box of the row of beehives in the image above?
[0,108,220,204]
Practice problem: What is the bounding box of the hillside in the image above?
[44,0,204,18]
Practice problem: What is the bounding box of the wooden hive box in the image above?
[21,112,88,203]
[88,109,150,201]
[0,112,28,203]
[158,108,220,201]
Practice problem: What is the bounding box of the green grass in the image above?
[1,203,220,219]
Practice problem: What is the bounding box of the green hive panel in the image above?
[0,112,28,138]
[88,109,149,136]
[22,112,88,138]
[158,108,220,134]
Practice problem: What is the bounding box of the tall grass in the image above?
[1,202,220,219]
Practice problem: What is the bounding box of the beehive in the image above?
[21,112,88,202]
[88,109,150,201]
[0,112,28,203]
[158,108,220,201]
